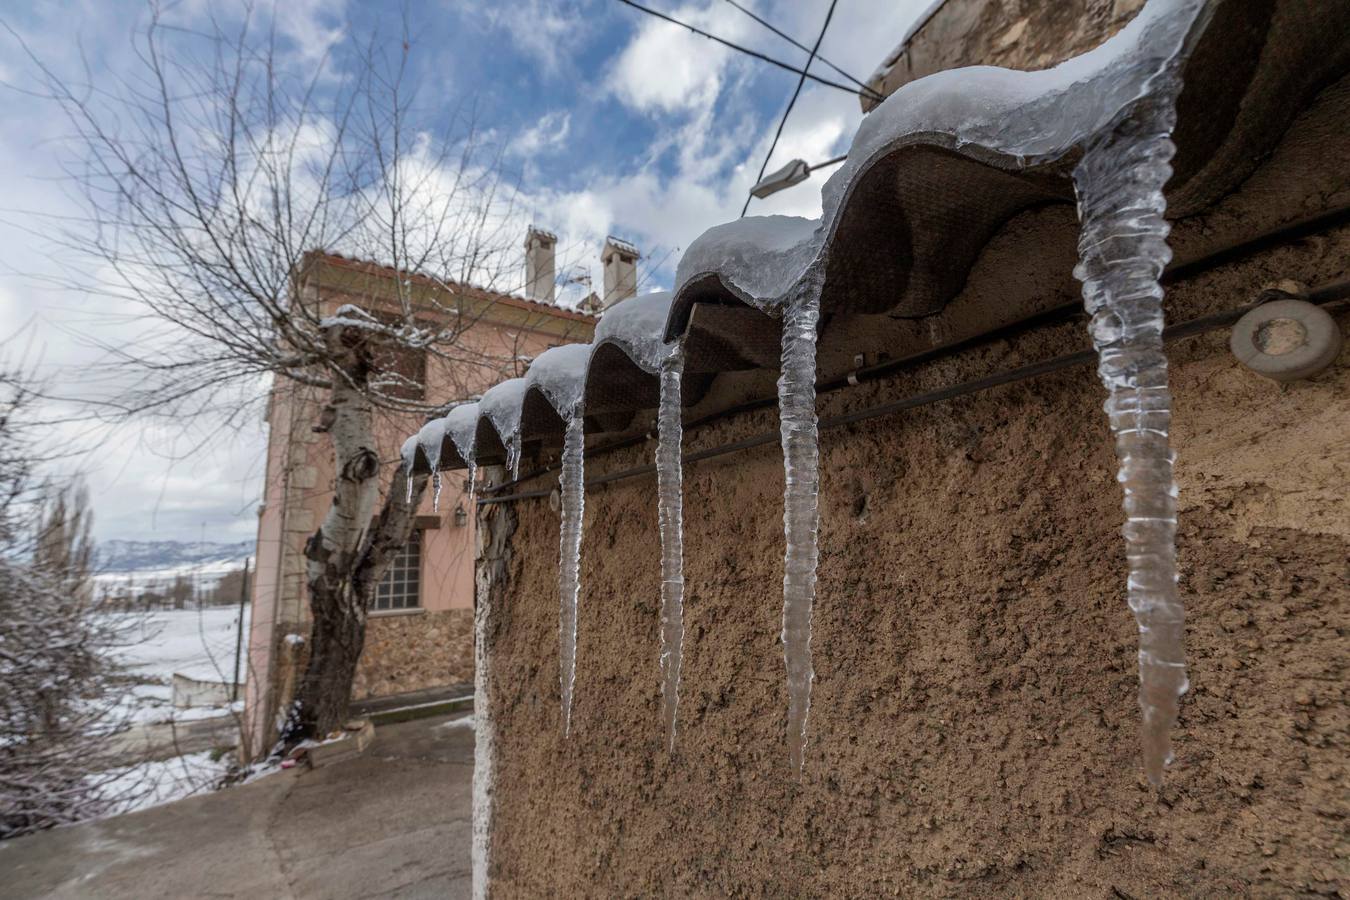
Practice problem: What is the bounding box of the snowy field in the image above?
[109,607,250,725]
[94,608,252,816]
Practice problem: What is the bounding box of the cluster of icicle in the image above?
[399,0,1210,787]
[1072,74,1189,786]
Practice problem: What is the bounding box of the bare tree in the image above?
[19,6,554,744]
[0,372,130,838]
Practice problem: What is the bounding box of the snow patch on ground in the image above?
[94,751,232,817]
[106,608,249,725]
[436,715,475,730]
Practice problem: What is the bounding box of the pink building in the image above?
[243,246,596,757]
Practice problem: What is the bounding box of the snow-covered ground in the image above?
[93,608,252,815]
[95,751,234,817]
[108,607,250,725]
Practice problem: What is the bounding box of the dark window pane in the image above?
[373,531,421,610]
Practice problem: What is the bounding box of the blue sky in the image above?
[0,0,929,544]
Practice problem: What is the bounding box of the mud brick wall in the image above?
[479,76,1350,896]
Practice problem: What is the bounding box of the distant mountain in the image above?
[95,539,254,584]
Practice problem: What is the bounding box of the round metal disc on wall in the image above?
[1230,299,1342,382]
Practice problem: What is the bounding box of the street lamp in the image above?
[748,155,847,200]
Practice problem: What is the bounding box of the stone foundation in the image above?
[353,608,474,700]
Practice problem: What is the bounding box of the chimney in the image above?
[524,226,557,302]
[601,236,639,309]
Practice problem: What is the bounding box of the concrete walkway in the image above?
[3,713,475,899]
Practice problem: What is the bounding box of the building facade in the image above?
[243,250,596,756]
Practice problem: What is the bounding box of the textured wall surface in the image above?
[864,0,1146,108]
[480,79,1349,896]
[353,609,474,700]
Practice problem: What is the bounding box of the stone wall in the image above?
[353,609,474,700]
[479,76,1350,895]
[863,0,1146,109]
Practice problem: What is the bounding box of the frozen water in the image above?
[592,290,679,372]
[656,350,686,748]
[415,419,449,511]
[1073,77,1189,786]
[557,415,586,736]
[480,378,528,480]
[525,343,592,419]
[672,1,1209,312]
[449,403,481,508]
[675,216,820,310]
[592,290,687,744]
[778,285,821,773]
[399,435,419,504]
[471,576,496,900]
[440,403,480,465]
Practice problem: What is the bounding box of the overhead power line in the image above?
[741,0,841,217]
[721,0,877,98]
[613,0,879,102]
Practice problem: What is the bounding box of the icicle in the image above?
[507,435,522,483]
[405,468,415,505]
[1072,76,1188,787]
[467,461,477,508]
[655,349,686,749]
[557,414,585,736]
[471,583,495,900]
[432,470,443,513]
[778,287,821,773]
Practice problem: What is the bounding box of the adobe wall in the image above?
[479,80,1350,895]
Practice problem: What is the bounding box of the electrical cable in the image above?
[721,0,881,100]
[741,0,841,217]
[613,0,869,100]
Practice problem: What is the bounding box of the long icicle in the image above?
[557,414,586,736]
[1073,77,1188,787]
[656,349,686,750]
[470,521,497,900]
[778,287,821,773]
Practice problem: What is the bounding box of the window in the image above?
[370,338,427,401]
[373,531,421,611]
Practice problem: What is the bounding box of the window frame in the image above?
[371,529,422,612]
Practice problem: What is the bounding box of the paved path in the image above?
[3,714,475,899]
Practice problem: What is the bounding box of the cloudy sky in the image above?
[0,0,929,545]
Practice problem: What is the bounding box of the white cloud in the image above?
[606,2,751,115]
[470,0,579,77]
[511,110,573,158]
[0,0,942,541]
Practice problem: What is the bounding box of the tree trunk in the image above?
[288,325,428,742]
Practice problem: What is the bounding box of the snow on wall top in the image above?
[399,0,1337,467]
[591,291,679,373]
[479,378,529,446]
[441,403,481,463]
[524,343,594,419]
[676,0,1210,317]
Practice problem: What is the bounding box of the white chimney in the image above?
[601,235,639,309]
[524,226,557,302]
